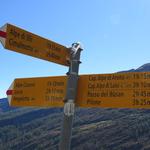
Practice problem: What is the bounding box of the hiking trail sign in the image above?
[0,23,70,66]
[7,72,150,109]
[77,72,150,109]
[7,76,67,107]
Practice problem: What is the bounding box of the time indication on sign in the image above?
[7,76,67,107]
[76,72,150,108]
[7,72,150,109]
[0,23,70,66]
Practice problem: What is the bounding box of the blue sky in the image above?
[0,0,150,98]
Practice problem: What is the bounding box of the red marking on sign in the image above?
[0,31,6,38]
[6,90,13,95]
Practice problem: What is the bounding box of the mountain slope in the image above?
[1,63,150,150]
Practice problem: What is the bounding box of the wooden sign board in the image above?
[0,23,70,66]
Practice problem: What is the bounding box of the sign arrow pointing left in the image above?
[0,24,7,47]
[0,23,70,66]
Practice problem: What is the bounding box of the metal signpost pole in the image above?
[59,43,82,150]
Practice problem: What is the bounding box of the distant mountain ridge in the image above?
[118,63,150,73]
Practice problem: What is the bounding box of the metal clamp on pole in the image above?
[70,42,82,57]
[59,42,82,150]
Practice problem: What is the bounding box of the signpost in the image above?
[0,23,70,66]
[2,23,150,150]
[59,43,82,150]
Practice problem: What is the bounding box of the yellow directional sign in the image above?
[7,72,150,108]
[76,72,150,109]
[7,76,67,107]
[0,23,70,66]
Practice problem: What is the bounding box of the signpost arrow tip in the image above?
[0,24,7,47]
[6,81,14,105]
